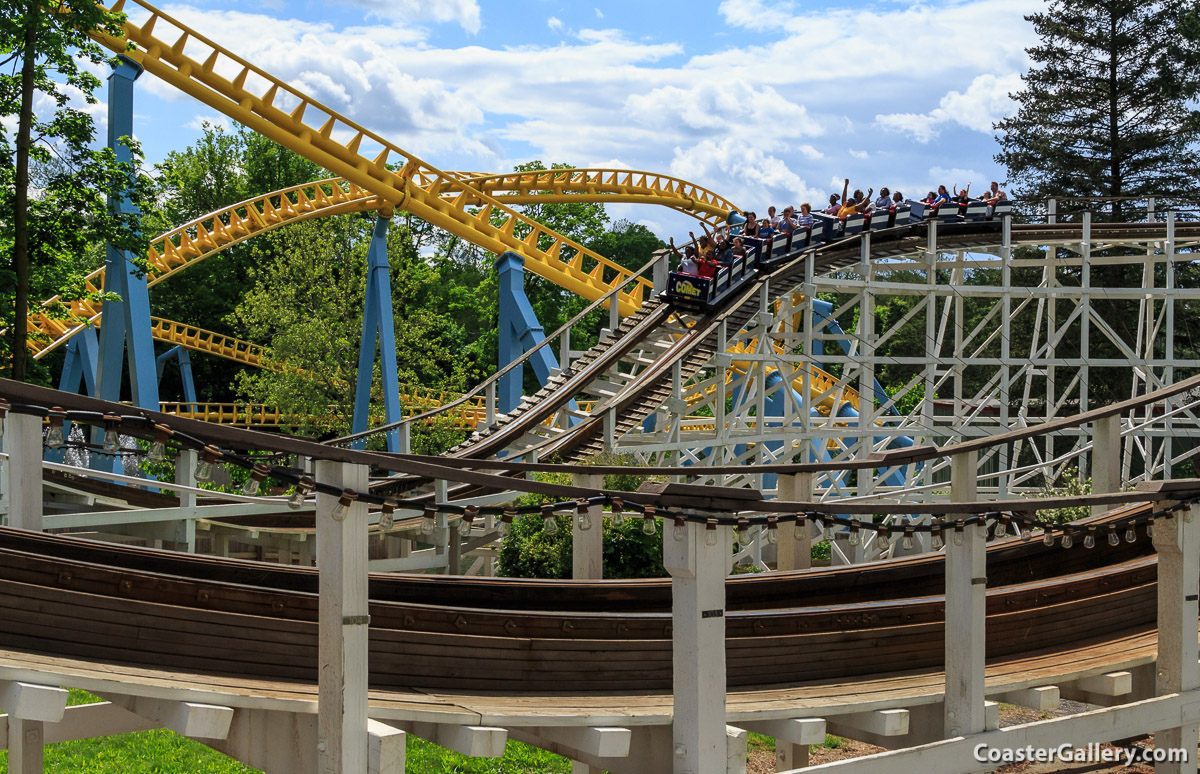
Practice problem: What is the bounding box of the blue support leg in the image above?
[350,217,402,452]
[155,346,197,404]
[496,252,576,417]
[92,56,158,471]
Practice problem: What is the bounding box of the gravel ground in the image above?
[745,703,1195,773]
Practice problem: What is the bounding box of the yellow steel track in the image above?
[86,0,670,321]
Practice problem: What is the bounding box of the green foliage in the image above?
[0,1,154,381]
[497,455,667,579]
[0,691,572,774]
[995,1,1200,216]
[1037,468,1092,524]
[147,123,326,401]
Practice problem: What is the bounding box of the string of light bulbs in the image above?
[7,401,1198,549]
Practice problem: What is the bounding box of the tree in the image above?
[995,1,1200,219]
[0,1,150,380]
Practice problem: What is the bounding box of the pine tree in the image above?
[995,1,1200,219]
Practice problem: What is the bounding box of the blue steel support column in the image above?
[350,217,402,452]
[156,345,197,404]
[93,56,158,472]
[496,251,568,414]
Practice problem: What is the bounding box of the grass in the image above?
[0,690,575,774]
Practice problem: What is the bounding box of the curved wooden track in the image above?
[0,501,1175,694]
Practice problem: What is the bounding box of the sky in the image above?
[86,0,1043,237]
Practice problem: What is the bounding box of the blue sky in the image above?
[91,0,1043,236]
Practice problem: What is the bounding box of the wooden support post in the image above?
[664,519,731,774]
[1153,504,1199,773]
[175,448,197,552]
[7,718,43,774]
[572,474,603,579]
[775,472,812,571]
[1090,414,1120,516]
[316,460,370,774]
[7,412,43,531]
[945,450,985,739]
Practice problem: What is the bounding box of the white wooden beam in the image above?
[7,718,42,774]
[726,725,747,773]
[775,473,813,570]
[826,709,909,739]
[39,703,155,744]
[1059,671,1132,705]
[367,718,405,774]
[945,449,986,738]
[994,686,1060,713]
[740,718,825,746]
[107,694,234,739]
[777,690,1200,774]
[390,721,506,758]
[530,725,630,758]
[1153,507,1200,773]
[0,682,68,723]
[571,473,603,580]
[6,412,43,531]
[317,460,371,774]
[664,519,732,774]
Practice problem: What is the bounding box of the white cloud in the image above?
[849,149,868,160]
[547,16,564,33]
[626,82,821,139]
[335,0,481,34]
[669,137,823,212]
[718,0,795,30]
[187,114,232,132]
[876,73,1024,142]
[594,8,604,18]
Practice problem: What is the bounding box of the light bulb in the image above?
[953,527,965,546]
[1043,529,1054,547]
[1147,519,1155,539]
[147,440,167,463]
[1107,530,1120,547]
[195,459,214,482]
[242,465,268,496]
[674,521,686,541]
[848,525,860,546]
[766,526,779,545]
[978,522,989,539]
[498,518,512,538]
[1125,526,1137,543]
[794,519,806,540]
[902,531,915,551]
[931,530,944,550]
[877,530,890,551]
[1084,532,1095,549]
[45,425,65,449]
[421,510,436,534]
[705,524,718,546]
[1184,509,1195,524]
[611,510,626,527]
[332,503,349,521]
[642,515,657,536]
[288,488,306,510]
[242,477,261,496]
[578,512,593,531]
[1019,523,1030,542]
[103,428,120,454]
[543,515,559,536]
[459,518,472,536]
[1061,532,1074,549]
[379,503,395,530]
[824,521,836,542]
